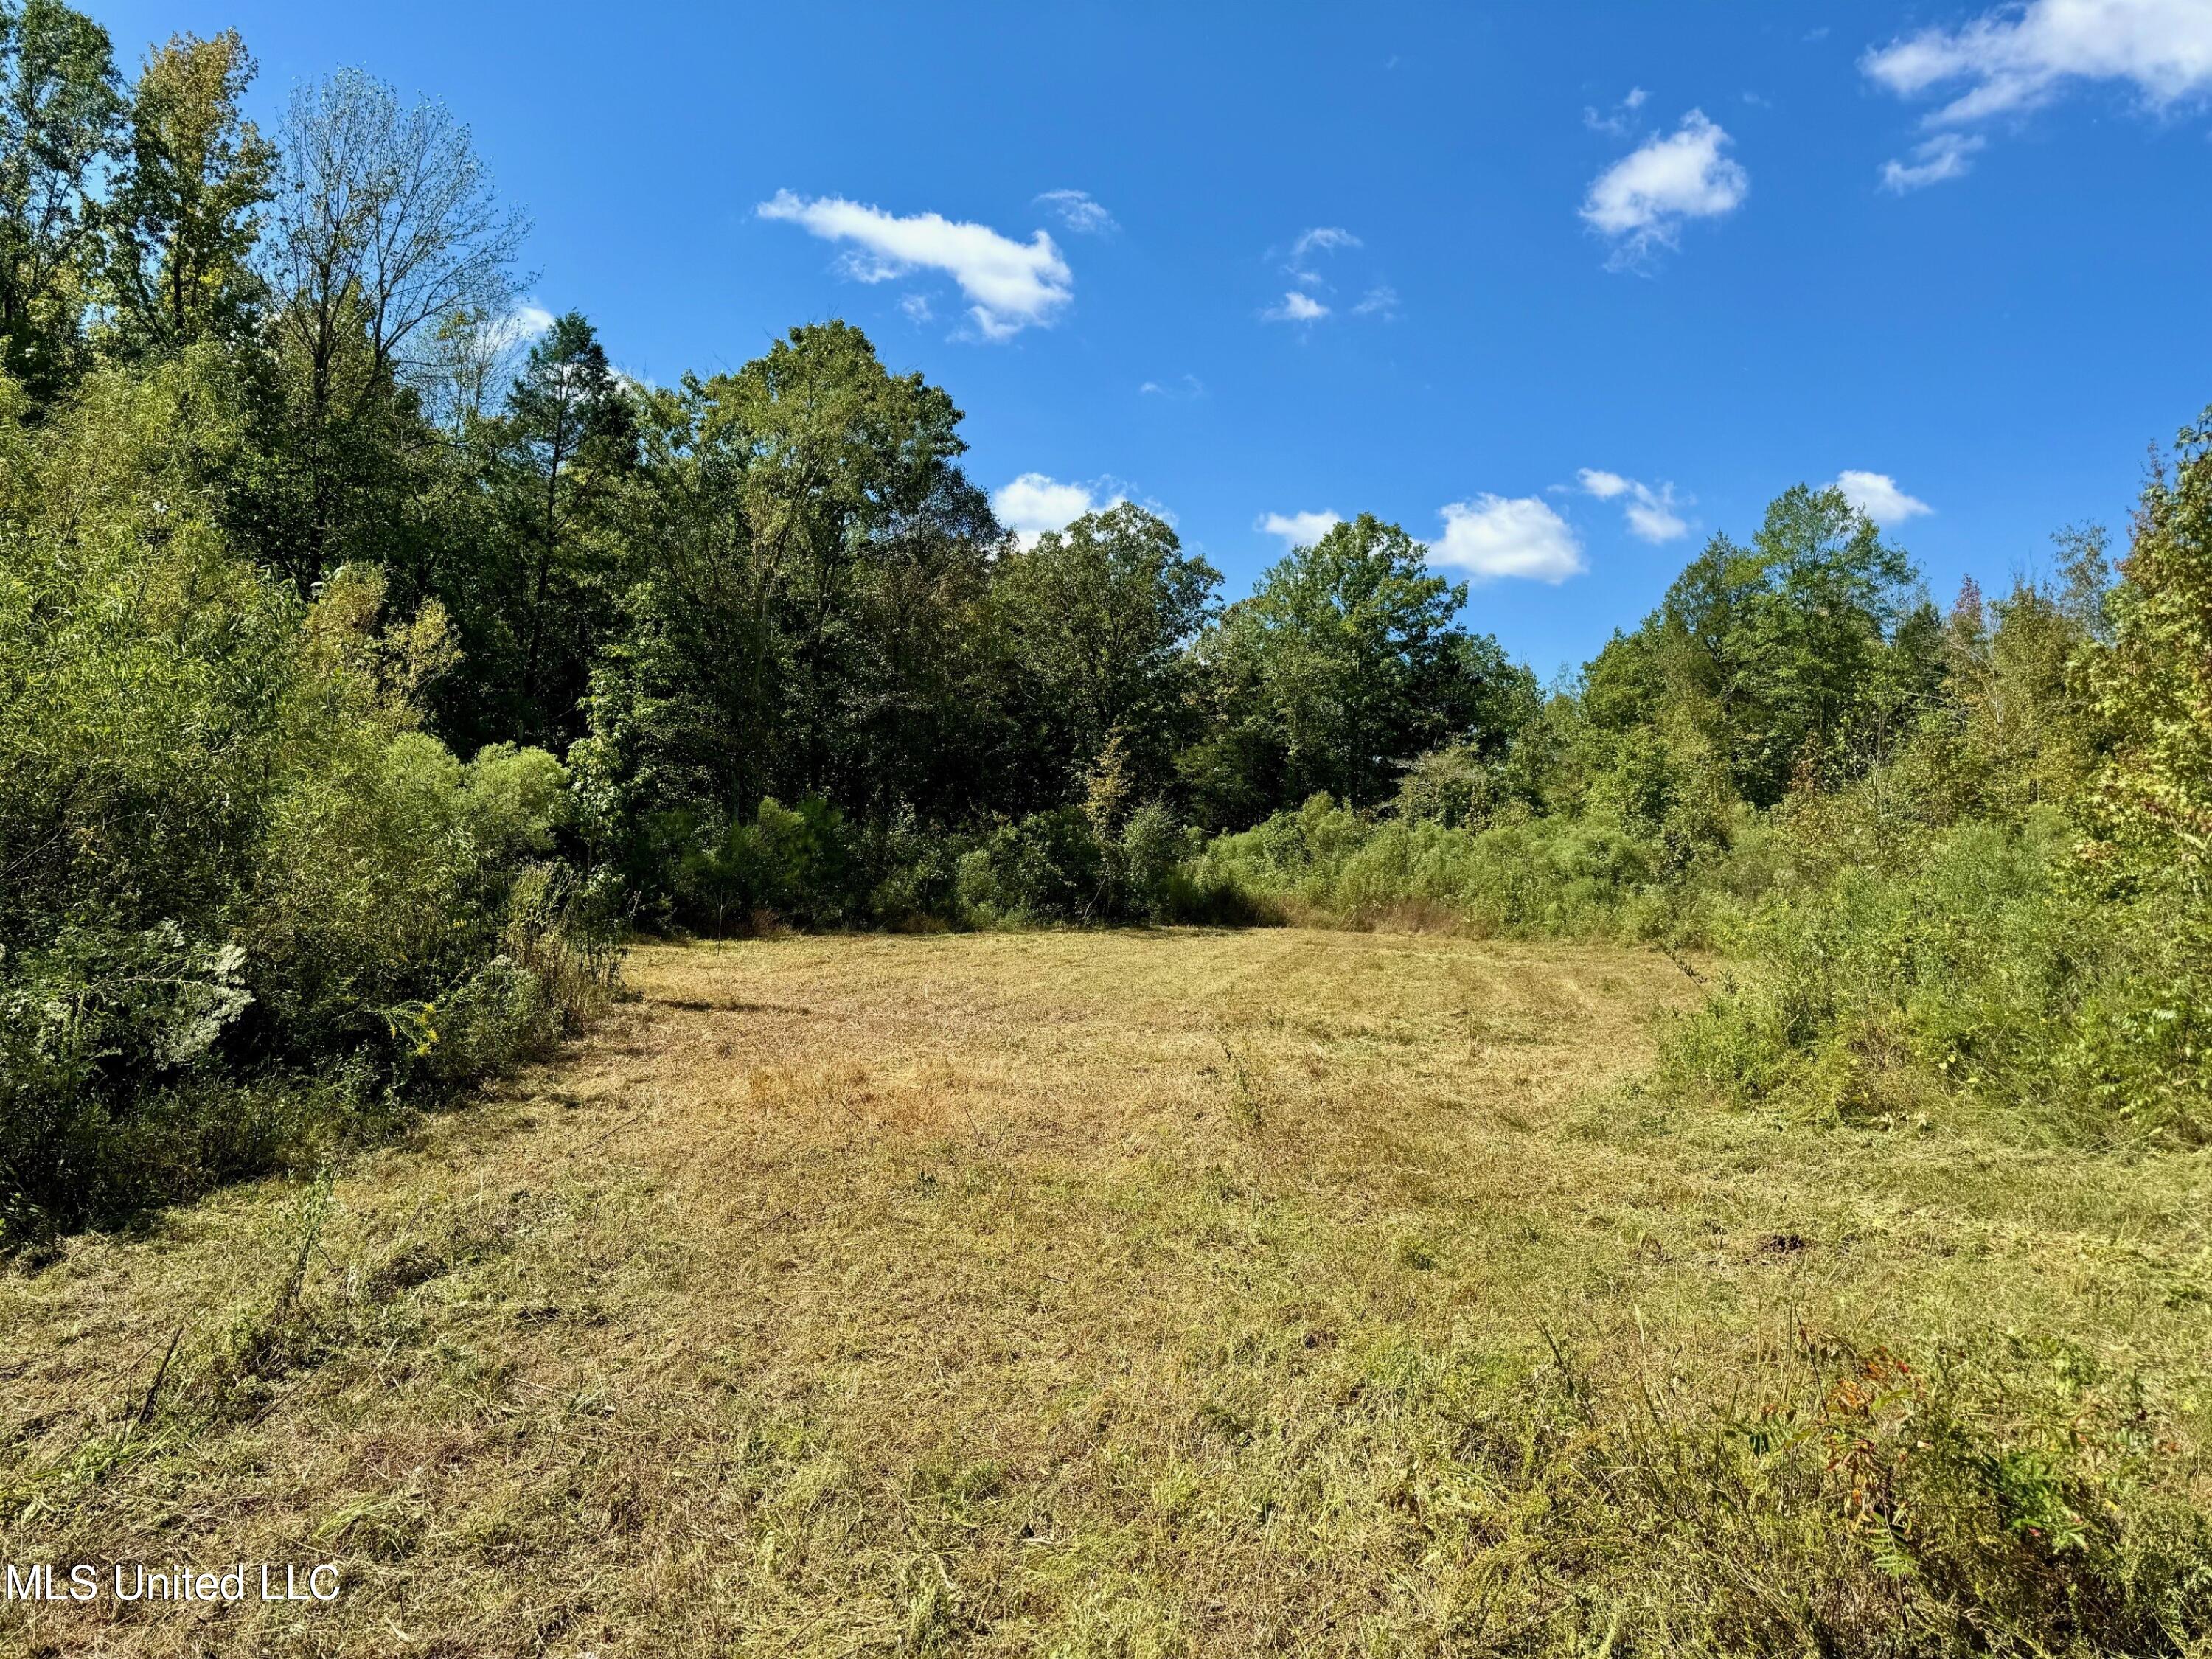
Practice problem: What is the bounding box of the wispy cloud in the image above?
[993,472,1128,547]
[1035,188,1118,234]
[1140,374,1206,400]
[1430,496,1586,582]
[1288,226,1361,270]
[1865,0,2212,123]
[1582,111,1749,266]
[1352,285,1401,319]
[1865,0,2212,186]
[1578,468,1691,542]
[1257,509,1341,548]
[757,190,1072,340]
[1831,470,1933,526]
[1264,227,1399,324]
[1583,86,1649,135]
[1264,291,1330,324]
[1880,132,1988,191]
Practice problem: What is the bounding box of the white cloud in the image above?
[1880,131,1989,190]
[899,293,933,323]
[1140,374,1205,399]
[1582,111,1749,265]
[1577,468,1691,541]
[1036,189,1117,234]
[1831,470,1933,526]
[1864,0,2212,128]
[1430,496,1586,583]
[1583,86,1650,134]
[757,189,1073,340]
[484,302,554,353]
[1257,509,1341,548]
[1265,290,1330,323]
[1289,226,1361,263]
[1285,226,1362,291]
[993,472,1127,547]
[1865,0,2212,184]
[1267,226,1397,323]
[1352,284,1401,318]
[1624,498,1689,543]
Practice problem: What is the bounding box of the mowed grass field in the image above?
[3,928,2208,1657]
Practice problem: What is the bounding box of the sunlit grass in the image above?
[3,929,2206,1655]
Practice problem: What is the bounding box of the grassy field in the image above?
[3,928,2208,1656]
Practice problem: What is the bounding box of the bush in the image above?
[670,796,860,933]
[0,368,615,1242]
[1663,813,2208,1143]
[957,807,1106,923]
[1193,794,1682,940]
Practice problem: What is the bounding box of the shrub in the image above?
[673,796,861,933]
[957,807,1105,924]
[1193,794,1680,940]
[1663,812,2208,1142]
[0,368,615,1241]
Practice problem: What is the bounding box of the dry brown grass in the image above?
[2,928,2208,1656]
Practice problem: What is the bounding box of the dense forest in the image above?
[4,0,2208,1242]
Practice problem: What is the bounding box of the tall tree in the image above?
[991,503,1220,801]
[1183,513,1523,822]
[1646,485,1916,805]
[499,310,634,742]
[2087,410,2212,883]
[100,29,274,357]
[254,69,526,587]
[579,323,1002,864]
[0,0,122,402]
[715,320,971,804]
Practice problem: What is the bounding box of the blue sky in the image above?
[90,0,2212,675]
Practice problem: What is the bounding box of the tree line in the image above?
[4,0,2209,1237]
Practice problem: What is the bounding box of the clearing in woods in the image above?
[3,928,2207,1655]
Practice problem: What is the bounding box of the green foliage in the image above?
[490,310,635,743]
[1183,513,1536,824]
[1655,431,2208,1147]
[1197,794,1672,940]
[651,790,1247,936]
[990,503,1220,803]
[1666,813,2208,1143]
[1509,1326,2212,1653]
[0,0,123,400]
[100,28,274,358]
[248,66,526,593]
[956,807,1106,924]
[672,796,859,933]
[1565,487,1927,829]
[457,740,570,857]
[7,0,2211,1245]
[0,365,609,1239]
[1393,738,1508,829]
[2084,411,2212,896]
[580,321,1003,858]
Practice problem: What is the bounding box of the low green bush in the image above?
[1663,813,2209,1143]
[1192,793,1688,941]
